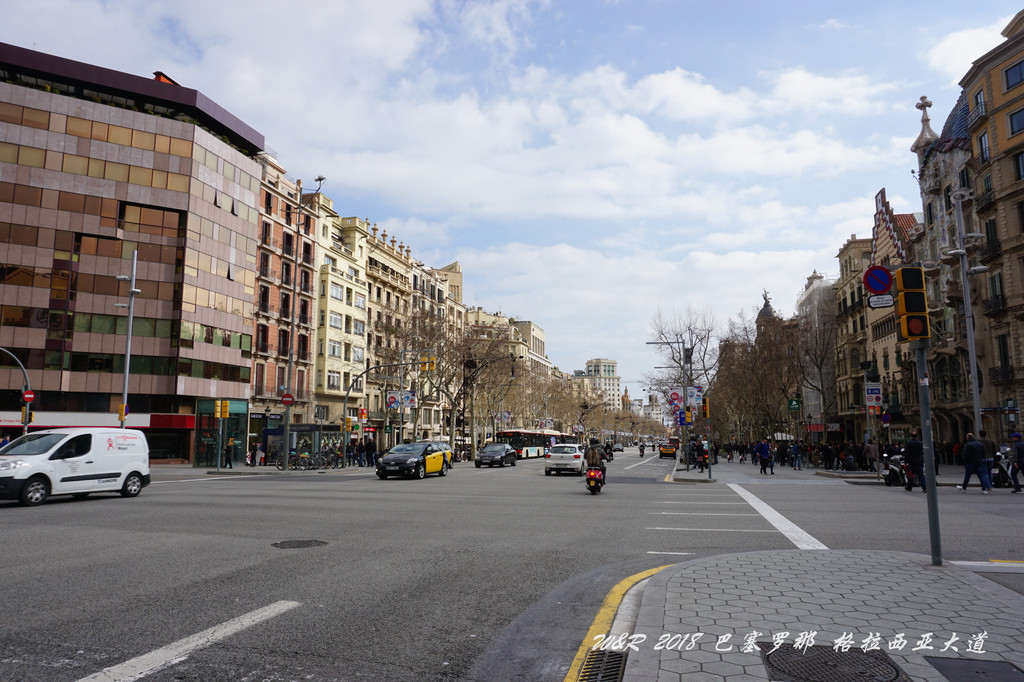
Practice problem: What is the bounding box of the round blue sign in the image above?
[863,266,893,295]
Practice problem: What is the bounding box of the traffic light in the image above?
[420,356,429,371]
[345,417,353,431]
[701,397,709,419]
[428,356,436,372]
[21,406,33,423]
[118,404,127,421]
[895,266,930,341]
[684,406,693,424]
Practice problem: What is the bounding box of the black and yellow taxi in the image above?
[376,441,453,479]
[659,437,679,458]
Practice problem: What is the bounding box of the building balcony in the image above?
[978,239,1001,261]
[254,343,275,356]
[257,302,276,317]
[983,294,1006,315]
[974,188,995,213]
[989,365,1015,384]
[967,101,987,130]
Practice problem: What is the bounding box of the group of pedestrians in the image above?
[957,429,1023,494]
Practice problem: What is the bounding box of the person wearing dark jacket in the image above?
[904,432,926,493]
[1010,432,1023,493]
[957,433,990,493]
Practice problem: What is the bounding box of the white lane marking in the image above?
[652,512,760,516]
[151,476,265,484]
[663,501,747,505]
[647,551,694,556]
[728,483,828,550]
[646,527,778,532]
[77,600,301,682]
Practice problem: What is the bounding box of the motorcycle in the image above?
[883,453,913,489]
[992,452,1015,488]
[585,466,604,495]
[639,444,645,458]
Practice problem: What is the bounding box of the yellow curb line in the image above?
[989,559,1024,563]
[563,565,672,682]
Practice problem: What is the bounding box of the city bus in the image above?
[495,429,565,458]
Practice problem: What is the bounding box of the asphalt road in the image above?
[0,449,1020,681]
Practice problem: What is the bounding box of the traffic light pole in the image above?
[912,338,941,566]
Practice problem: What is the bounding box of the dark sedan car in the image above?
[475,443,517,468]
[376,441,452,479]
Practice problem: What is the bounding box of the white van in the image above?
[0,428,151,506]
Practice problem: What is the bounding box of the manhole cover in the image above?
[759,643,912,681]
[925,657,1024,681]
[272,540,327,549]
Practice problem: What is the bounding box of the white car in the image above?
[544,443,586,476]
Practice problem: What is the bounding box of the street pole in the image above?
[912,338,942,566]
[951,189,983,433]
[115,250,140,429]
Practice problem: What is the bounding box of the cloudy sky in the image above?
[3,1,1018,397]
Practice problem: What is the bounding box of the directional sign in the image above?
[863,266,893,295]
[22,390,35,403]
[281,393,295,406]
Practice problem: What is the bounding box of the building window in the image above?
[328,340,341,358]
[1006,58,1024,90]
[977,132,990,162]
[1011,108,1024,137]
[329,312,343,329]
[327,371,341,390]
[1015,153,1024,182]
[330,282,344,300]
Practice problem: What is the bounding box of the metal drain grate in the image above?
[759,643,913,681]
[576,649,627,681]
[925,656,1024,681]
[271,540,327,549]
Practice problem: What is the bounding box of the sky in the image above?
[2,1,1020,398]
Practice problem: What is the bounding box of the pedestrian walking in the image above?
[863,439,878,473]
[791,440,803,470]
[1009,432,1023,493]
[756,438,772,475]
[957,433,990,493]
[904,432,926,493]
[979,430,998,488]
[222,443,233,469]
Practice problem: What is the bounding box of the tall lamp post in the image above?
[280,175,325,469]
[949,188,987,434]
[114,250,141,429]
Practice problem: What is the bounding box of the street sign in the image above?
[22,390,35,403]
[865,382,882,410]
[868,294,894,309]
[788,398,801,411]
[863,265,893,295]
[881,413,891,424]
[281,393,295,406]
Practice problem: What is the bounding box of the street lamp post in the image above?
[114,250,141,429]
[262,406,270,466]
[950,188,985,434]
[280,176,325,469]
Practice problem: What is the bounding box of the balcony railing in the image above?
[967,101,987,129]
[989,365,1015,383]
[254,343,275,355]
[983,294,1006,314]
[974,188,994,212]
[979,239,1001,260]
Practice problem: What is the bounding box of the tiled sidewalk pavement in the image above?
[624,550,1024,681]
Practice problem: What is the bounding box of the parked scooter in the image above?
[992,452,1015,488]
[585,466,604,494]
[883,453,914,490]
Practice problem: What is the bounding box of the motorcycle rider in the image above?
[639,442,645,456]
[585,438,606,484]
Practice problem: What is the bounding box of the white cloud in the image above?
[926,16,1011,85]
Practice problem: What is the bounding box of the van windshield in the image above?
[0,433,66,456]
